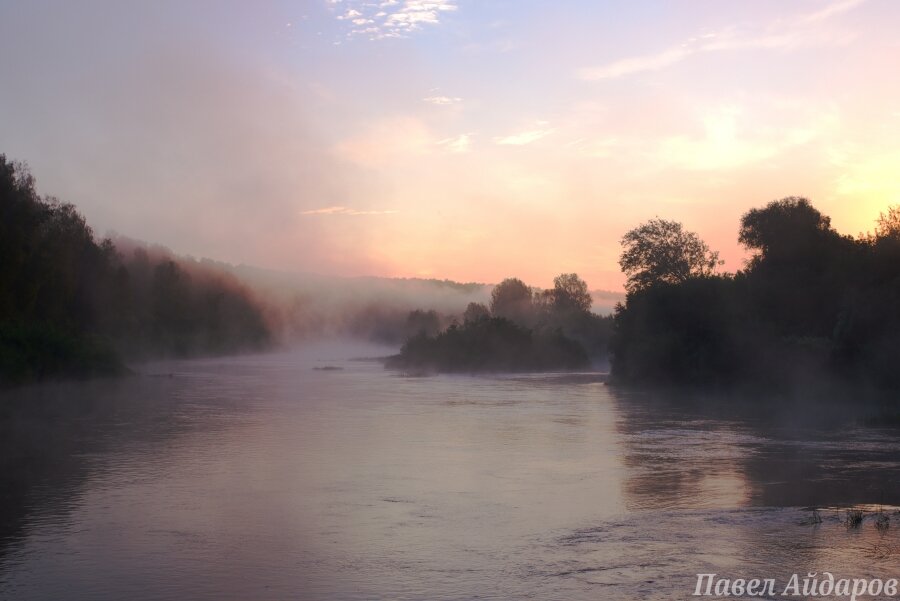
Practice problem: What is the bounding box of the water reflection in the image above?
[609,387,900,510]
[1,345,898,600]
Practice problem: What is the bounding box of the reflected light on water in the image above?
[1,342,899,600]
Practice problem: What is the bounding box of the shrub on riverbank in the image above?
[386,317,589,373]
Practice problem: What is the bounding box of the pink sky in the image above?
[1,0,898,290]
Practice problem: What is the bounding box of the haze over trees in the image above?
[0,155,272,384]
[463,302,490,323]
[489,278,534,325]
[611,197,900,392]
[3,152,610,383]
[7,149,900,390]
[388,273,613,372]
[550,273,593,313]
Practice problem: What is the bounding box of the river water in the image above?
[1,342,899,600]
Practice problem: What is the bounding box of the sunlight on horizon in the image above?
[1,0,899,289]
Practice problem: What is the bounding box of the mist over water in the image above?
[4,1,900,598]
[1,343,899,600]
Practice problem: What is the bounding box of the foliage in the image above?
[0,322,123,382]
[0,155,272,384]
[386,317,588,373]
[737,198,859,338]
[875,205,900,240]
[738,197,834,264]
[619,218,721,293]
[537,274,612,357]
[551,273,593,314]
[389,271,612,373]
[611,277,755,385]
[348,306,449,345]
[463,302,490,323]
[612,197,900,392]
[489,278,534,325]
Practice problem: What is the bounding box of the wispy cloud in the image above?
[436,133,472,153]
[494,128,554,146]
[580,46,692,80]
[301,206,398,216]
[423,95,462,105]
[803,0,865,22]
[329,0,457,40]
[579,0,865,80]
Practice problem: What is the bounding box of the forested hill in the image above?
[0,155,272,385]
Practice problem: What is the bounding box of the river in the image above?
[1,342,899,600]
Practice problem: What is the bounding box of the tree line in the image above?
[0,155,272,384]
[7,149,899,389]
[612,198,900,391]
[387,273,613,372]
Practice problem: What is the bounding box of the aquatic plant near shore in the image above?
[799,508,823,525]
[845,509,864,528]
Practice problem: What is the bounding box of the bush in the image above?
[386,317,588,373]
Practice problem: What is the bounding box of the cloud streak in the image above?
[301,206,399,216]
[803,0,866,23]
[580,46,692,80]
[423,95,462,105]
[436,133,472,153]
[579,0,865,80]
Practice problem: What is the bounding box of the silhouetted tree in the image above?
[738,197,836,266]
[551,273,593,313]
[0,154,273,384]
[610,276,758,385]
[738,196,855,337]
[387,316,588,373]
[531,288,553,319]
[524,273,611,358]
[612,196,900,391]
[406,309,441,338]
[619,219,720,292]
[390,272,613,372]
[490,277,533,325]
[875,205,900,240]
[463,302,490,323]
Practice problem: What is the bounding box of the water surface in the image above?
[1,343,899,600]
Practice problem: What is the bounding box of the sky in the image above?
[1,0,899,290]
